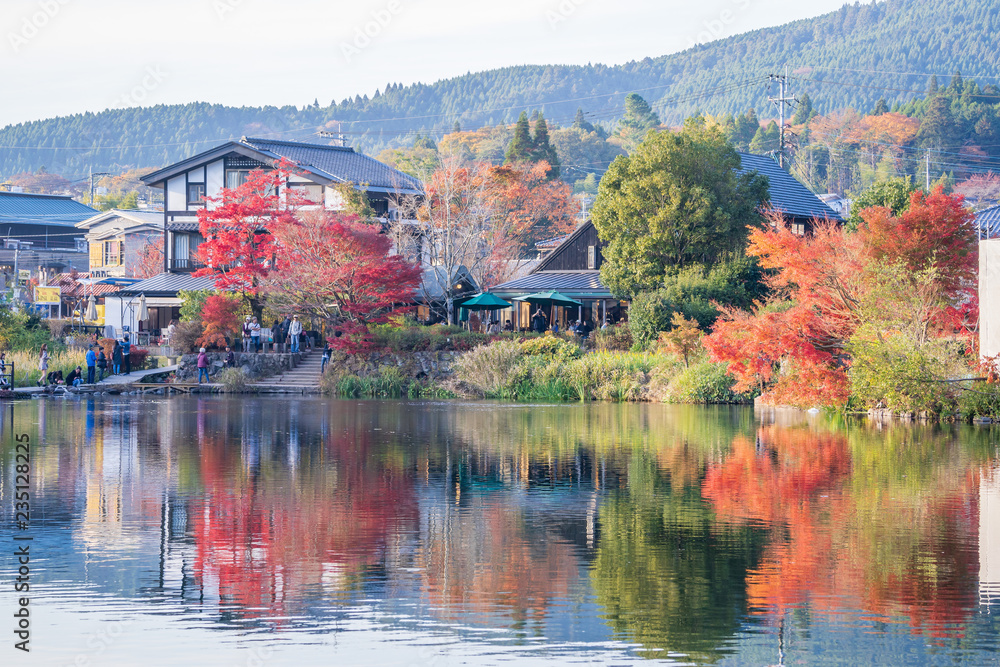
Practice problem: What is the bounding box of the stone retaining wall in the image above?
[176,351,303,381]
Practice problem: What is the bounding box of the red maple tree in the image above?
[193,159,306,319]
[268,210,422,331]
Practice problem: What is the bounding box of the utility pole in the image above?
[768,69,796,169]
[925,149,931,190]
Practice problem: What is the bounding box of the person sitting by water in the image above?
[46,369,65,386]
[65,366,83,387]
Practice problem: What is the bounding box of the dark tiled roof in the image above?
[491,271,613,298]
[738,153,842,221]
[976,205,1000,239]
[0,192,98,227]
[241,137,423,195]
[118,272,216,297]
[166,221,201,232]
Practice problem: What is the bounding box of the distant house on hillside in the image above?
[0,191,96,278]
[140,136,424,274]
[491,153,842,329]
[76,209,164,278]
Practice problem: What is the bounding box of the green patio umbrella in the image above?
[459,293,512,310]
[458,293,512,330]
[513,291,582,308]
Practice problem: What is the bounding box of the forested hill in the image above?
[3,0,999,179]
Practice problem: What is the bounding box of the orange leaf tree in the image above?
[704,187,977,408]
[197,294,243,349]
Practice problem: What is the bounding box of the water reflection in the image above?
[0,398,997,665]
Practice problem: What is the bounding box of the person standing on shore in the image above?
[97,347,108,381]
[197,348,209,384]
[321,341,331,374]
[242,316,252,352]
[112,340,123,375]
[36,344,49,386]
[224,346,235,368]
[122,337,132,374]
[289,315,303,353]
[250,317,261,352]
[85,345,96,384]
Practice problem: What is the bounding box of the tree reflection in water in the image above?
[0,399,995,664]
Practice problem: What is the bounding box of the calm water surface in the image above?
[0,397,998,666]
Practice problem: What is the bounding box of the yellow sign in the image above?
[34,286,61,305]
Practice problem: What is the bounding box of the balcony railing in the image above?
[168,259,205,272]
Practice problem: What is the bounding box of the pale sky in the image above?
[0,0,848,127]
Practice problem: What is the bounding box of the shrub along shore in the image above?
[321,324,756,405]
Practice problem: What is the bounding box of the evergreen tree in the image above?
[620,94,660,132]
[505,111,533,164]
[792,93,813,124]
[573,108,595,133]
[927,74,939,95]
[452,121,461,133]
[871,97,889,115]
[732,109,760,151]
[531,116,560,179]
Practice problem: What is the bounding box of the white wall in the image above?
[206,160,224,206]
[980,240,1000,359]
[166,176,186,212]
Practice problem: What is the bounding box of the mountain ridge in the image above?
[2,0,999,179]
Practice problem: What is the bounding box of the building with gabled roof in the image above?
[140,136,424,275]
[0,191,96,277]
[491,153,844,330]
[76,209,164,278]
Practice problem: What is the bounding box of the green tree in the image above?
[792,93,813,124]
[847,176,919,231]
[592,119,770,297]
[731,108,760,151]
[748,121,780,154]
[871,97,889,116]
[504,111,533,164]
[530,115,560,179]
[573,108,595,133]
[618,94,661,152]
[919,96,957,148]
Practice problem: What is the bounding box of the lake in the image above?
[1,396,998,666]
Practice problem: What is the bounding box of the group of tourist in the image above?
[240,314,307,353]
[33,336,133,388]
[530,307,599,340]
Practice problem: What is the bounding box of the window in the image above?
[188,182,206,205]
[288,183,323,204]
[791,223,806,236]
[225,170,251,190]
[103,240,124,267]
[587,245,596,270]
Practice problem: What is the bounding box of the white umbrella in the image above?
[85,295,98,321]
[137,293,149,322]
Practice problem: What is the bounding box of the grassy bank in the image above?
[319,329,754,404]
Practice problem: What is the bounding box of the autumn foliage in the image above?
[196,294,243,349]
[704,187,977,407]
[193,160,305,318]
[268,210,422,326]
